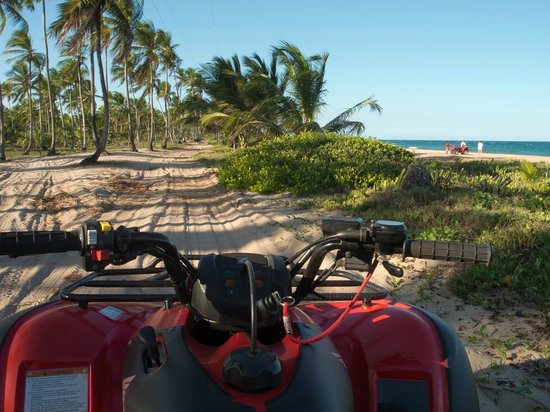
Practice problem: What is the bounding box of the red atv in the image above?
[451,144,469,155]
[0,216,491,411]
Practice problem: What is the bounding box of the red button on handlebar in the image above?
[91,249,110,262]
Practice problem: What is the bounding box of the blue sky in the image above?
[1,0,549,141]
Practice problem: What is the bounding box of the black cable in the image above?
[127,232,190,304]
[292,241,343,303]
[311,261,339,289]
[289,239,334,277]
[287,235,339,263]
[240,258,258,354]
[179,253,198,279]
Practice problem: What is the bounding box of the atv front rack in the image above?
[59,257,178,308]
[297,271,389,302]
[59,255,388,308]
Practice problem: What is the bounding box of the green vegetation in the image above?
[191,144,232,167]
[218,132,413,195]
[200,42,381,148]
[218,135,550,310]
[0,1,381,163]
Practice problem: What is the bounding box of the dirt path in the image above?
[0,144,316,316]
[0,144,548,411]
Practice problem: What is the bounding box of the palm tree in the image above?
[25,0,57,155]
[201,55,285,147]
[1,81,17,142]
[0,0,30,32]
[108,90,126,133]
[6,60,40,153]
[242,52,292,134]
[108,0,143,152]
[132,93,146,143]
[74,52,89,150]
[273,42,328,130]
[50,66,74,146]
[157,29,179,148]
[199,44,381,146]
[52,0,130,164]
[175,67,208,142]
[133,20,161,151]
[0,0,29,160]
[274,41,381,134]
[56,60,78,147]
[34,63,47,149]
[58,45,89,150]
[322,97,382,135]
[5,29,44,154]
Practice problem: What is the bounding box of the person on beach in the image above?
[445,143,450,154]
[460,140,466,148]
[478,141,484,154]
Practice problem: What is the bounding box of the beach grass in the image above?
[216,136,550,311]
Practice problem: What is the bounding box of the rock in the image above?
[400,164,432,190]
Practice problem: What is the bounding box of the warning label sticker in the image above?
[24,368,89,412]
[99,305,124,320]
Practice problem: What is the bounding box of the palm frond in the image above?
[322,97,381,135]
[0,0,28,34]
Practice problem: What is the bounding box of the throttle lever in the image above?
[382,260,404,278]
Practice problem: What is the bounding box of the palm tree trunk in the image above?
[42,0,57,156]
[57,97,67,147]
[194,109,202,142]
[124,59,137,152]
[68,90,76,148]
[23,58,33,155]
[136,113,142,142]
[76,63,87,150]
[148,70,154,151]
[83,20,109,164]
[89,46,99,148]
[130,86,141,143]
[104,47,108,95]
[23,71,34,155]
[162,67,169,149]
[38,94,44,148]
[0,78,6,161]
[8,100,15,144]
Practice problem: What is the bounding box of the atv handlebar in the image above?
[0,221,493,266]
[403,240,492,265]
[0,230,81,257]
[0,218,493,306]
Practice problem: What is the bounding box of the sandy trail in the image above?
[0,144,312,317]
[0,143,548,411]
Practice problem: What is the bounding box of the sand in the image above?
[413,148,550,163]
[0,143,548,411]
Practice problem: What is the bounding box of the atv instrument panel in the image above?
[191,253,291,330]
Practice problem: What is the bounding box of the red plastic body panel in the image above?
[0,299,449,412]
[299,300,450,411]
[0,301,161,412]
[185,324,301,410]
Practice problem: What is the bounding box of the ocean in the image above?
[382,140,550,157]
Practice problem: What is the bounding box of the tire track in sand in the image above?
[0,145,316,316]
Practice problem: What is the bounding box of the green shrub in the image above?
[217,132,413,195]
[216,135,549,310]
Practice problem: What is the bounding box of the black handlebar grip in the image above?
[0,230,81,257]
[403,240,493,265]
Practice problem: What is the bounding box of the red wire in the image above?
[284,266,376,345]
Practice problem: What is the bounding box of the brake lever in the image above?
[381,259,404,278]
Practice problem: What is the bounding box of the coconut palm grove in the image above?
[0,1,549,313]
[0,0,382,163]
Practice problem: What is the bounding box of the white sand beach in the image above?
[412,148,550,163]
